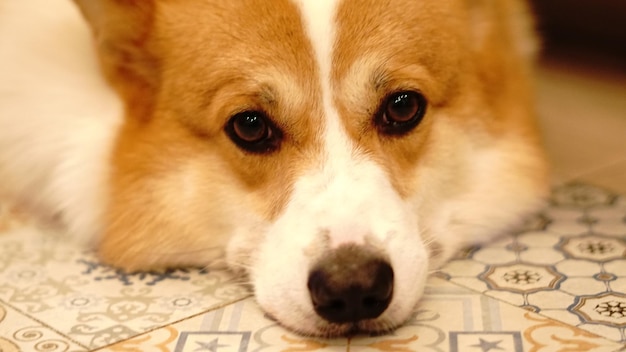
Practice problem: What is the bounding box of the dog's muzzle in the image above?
[307,245,394,324]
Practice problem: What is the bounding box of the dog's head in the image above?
[75,0,548,336]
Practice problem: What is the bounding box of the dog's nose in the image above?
[307,245,394,324]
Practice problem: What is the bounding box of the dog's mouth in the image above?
[266,312,398,338]
[318,319,397,338]
[306,297,397,337]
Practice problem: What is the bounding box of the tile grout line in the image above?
[91,294,254,351]
[0,297,90,350]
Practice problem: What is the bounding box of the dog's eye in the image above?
[376,91,427,135]
[225,111,281,153]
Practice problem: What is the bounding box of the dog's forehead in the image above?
[153,0,466,218]
[290,0,460,184]
[156,0,463,128]
[294,0,463,75]
[291,0,464,135]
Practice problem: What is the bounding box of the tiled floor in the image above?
[1,182,625,351]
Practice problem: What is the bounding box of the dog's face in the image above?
[75,0,548,336]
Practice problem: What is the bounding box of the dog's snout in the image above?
[307,245,394,324]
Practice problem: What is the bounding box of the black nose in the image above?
[307,245,394,324]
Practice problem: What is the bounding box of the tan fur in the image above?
[74,0,330,270]
[72,0,548,275]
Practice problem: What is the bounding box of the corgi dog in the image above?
[0,0,548,336]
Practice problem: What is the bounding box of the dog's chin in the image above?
[267,310,407,338]
[300,321,397,339]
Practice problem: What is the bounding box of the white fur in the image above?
[0,0,122,242]
[412,122,548,268]
[249,0,429,335]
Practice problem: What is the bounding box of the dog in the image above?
[0,0,549,337]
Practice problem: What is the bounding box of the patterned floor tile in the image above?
[0,301,87,352]
[98,278,623,352]
[0,225,250,350]
[98,297,349,352]
[442,183,626,344]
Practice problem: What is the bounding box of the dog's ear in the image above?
[74,0,158,119]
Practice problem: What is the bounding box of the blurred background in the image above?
[529,0,626,192]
